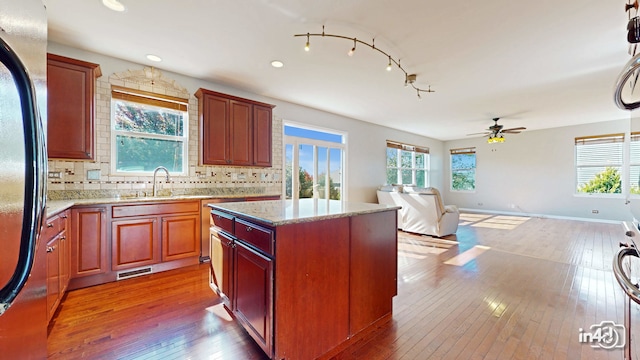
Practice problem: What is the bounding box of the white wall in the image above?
[443,118,634,221]
[47,42,443,203]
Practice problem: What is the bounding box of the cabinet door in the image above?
[161,214,200,262]
[58,230,69,295]
[71,207,107,278]
[112,218,159,270]
[47,53,100,160]
[234,241,273,357]
[253,105,272,167]
[199,93,230,165]
[46,236,60,322]
[230,100,253,166]
[210,229,234,308]
[59,211,70,294]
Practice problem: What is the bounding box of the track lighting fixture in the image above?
[295,26,434,99]
[348,38,357,56]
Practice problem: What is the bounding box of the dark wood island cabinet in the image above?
[208,199,399,360]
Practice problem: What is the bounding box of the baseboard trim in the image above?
[458,208,624,225]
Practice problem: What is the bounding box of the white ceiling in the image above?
[46,0,634,141]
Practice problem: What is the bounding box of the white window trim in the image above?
[386,148,430,187]
[110,97,189,176]
[282,120,348,201]
[573,134,624,198]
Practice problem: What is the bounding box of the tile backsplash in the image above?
[47,67,283,200]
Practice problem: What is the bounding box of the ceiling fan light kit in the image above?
[294,26,434,99]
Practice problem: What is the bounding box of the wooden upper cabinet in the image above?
[46,53,101,160]
[253,105,273,167]
[199,93,230,165]
[195,88,274,167]
[230,100,253,166]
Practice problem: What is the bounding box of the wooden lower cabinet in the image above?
[209,227,234,307]
[234,241,273,356]
[162,214,200,262]
[44,210,70,322]
[45,235,60,321]
[112,218,159,270]
[71,206,108,278]
[111,201,201,273]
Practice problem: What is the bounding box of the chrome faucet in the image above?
[152,166,171,197]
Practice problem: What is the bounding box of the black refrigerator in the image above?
[0,0,49,358]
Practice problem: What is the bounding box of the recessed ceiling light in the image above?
[271,60,284,68]
[102,0,125,12]
[146,54,162,62]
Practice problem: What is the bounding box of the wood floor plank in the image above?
[47,213,640,359]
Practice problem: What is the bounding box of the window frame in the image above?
[385,140,430,187]
[450,147,476,192]
[574,133,624,197]
[283,121,348,201]
[110,86,189,176]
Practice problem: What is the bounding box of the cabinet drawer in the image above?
[43,213,66,240]
[112,201,199,218]
[211,210,234,234]
[235,218,273,256]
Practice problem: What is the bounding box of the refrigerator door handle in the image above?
[0,36,46,316]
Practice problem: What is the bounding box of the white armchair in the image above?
[377,186,459,237]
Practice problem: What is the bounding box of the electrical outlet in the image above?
[592,210,599,214]
[48,171,62,179]
[478,202,483,206]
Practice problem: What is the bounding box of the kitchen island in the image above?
[208,199,400,360]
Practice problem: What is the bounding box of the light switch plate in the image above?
[87,169,101,180]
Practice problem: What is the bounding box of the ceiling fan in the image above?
[467,118,526,143]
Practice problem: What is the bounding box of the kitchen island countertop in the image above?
[208,198,400,226]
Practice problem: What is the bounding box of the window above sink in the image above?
[110,86,189,176]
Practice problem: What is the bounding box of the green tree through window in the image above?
[450,147,476,191]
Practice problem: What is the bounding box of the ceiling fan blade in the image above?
[501,130,522,134]
[466,131,490,136]
[501,127,526,132]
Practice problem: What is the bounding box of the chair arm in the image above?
[444,205,459,214]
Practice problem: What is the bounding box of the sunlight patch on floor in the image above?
[398,234,458,259]
[459,213,493,225]
[444,245,491,266]
[465,214,530,230]
[205,304,233,322]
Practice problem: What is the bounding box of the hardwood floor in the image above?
[48,213,640,359]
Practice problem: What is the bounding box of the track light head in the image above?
[304,33,310,52]
[348,38,356,56]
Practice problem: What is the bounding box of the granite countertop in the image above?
[45,193,281,218]
[208,198,400,226]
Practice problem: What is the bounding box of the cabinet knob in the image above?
[46,246,55,253]
[61,214,68,219]
[47,223,54,228]
[246,226,253,232]
[61,236,66,240]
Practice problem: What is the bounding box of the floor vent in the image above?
[117,266,153,280]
